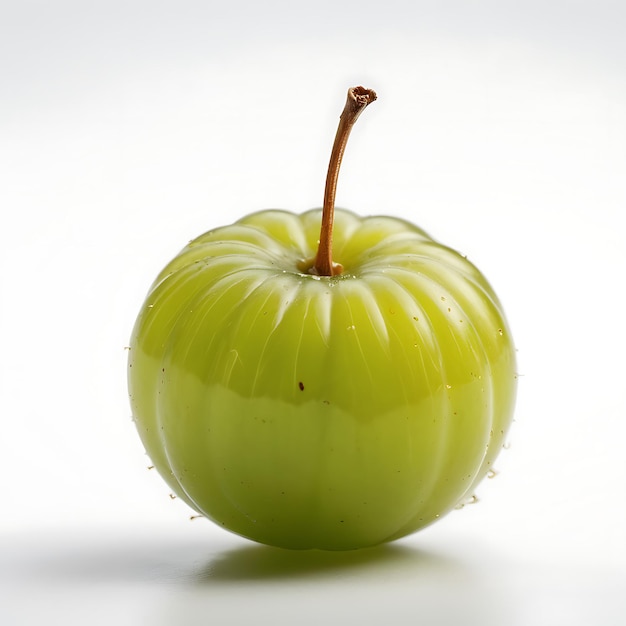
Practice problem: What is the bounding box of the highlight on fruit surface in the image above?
[127,86,517,550]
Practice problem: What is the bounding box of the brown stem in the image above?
[312,86,377,276]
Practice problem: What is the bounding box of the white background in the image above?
[1,1,625,624]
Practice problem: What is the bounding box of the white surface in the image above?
[1,1,625,624]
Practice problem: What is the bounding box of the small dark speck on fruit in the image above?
[147,465,154,470]
[298,381,305,391]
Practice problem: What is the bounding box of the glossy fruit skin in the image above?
[128,208,517,550]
